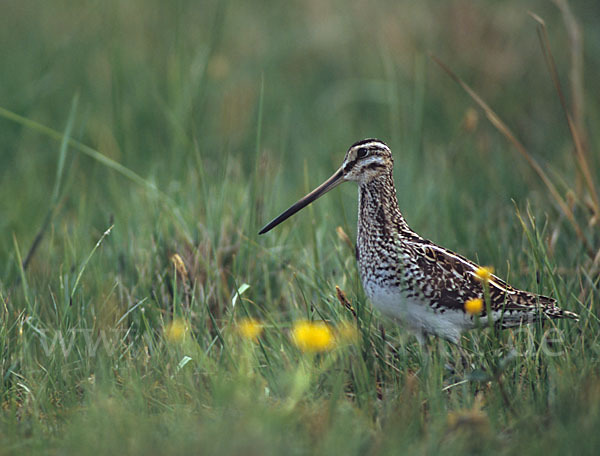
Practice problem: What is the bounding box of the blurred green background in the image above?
[1,0,598,261]
[0,0,598,454]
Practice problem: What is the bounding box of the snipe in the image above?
[259,139,579,343]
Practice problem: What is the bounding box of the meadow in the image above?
[1,0,599,454]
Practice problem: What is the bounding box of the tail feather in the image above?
[497,292,579,328]
[544,306,579,321]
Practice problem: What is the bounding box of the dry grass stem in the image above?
[529,12,599,217]
[430,53,594,257]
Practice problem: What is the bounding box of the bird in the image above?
[259,139,579,343]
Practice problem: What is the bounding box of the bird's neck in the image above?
[357,172,418,241]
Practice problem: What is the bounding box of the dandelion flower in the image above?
[237,318,263,341]
[165,319,188,343]
[464,298,484,315]
[474,266,494,283]
[292,321,334,353]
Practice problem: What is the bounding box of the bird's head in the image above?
[258,139,392,234]
[341,139,393,184]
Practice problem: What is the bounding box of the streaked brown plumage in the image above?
[260,139,579,342]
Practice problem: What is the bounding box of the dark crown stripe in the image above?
[349,138,387,149]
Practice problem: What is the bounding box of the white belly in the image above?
[365,284,478,343]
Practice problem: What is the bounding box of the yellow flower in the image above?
[237,318,263,341]
[474,266,494,283]
[464,298,484,315]
[292,321,335,353]
[165,318,188,343]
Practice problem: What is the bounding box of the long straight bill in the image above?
[259,167,345,234]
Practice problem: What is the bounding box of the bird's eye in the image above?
[356,147,369,159]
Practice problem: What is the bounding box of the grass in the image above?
[1,0,599,454]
